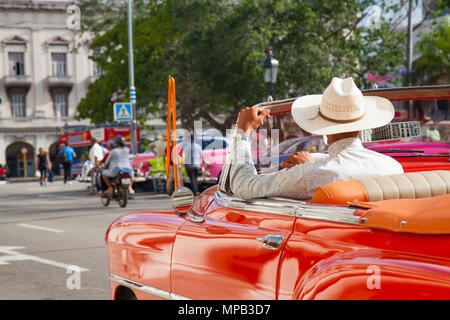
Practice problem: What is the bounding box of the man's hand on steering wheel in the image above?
[281,151,315,169]
[238,107,270,136]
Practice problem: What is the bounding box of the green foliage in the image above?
[76,0,416,132]
[413,15,450,85]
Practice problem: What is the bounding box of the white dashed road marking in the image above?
[0,246,89,271]
[17,223,66,233]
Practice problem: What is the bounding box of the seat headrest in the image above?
[311,170,450,205]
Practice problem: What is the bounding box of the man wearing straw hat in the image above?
[230,77,404,201]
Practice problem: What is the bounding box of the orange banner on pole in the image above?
[166,76,179,190]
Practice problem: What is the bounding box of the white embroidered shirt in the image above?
[230,137,404,201]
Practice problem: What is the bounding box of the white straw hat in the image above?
[291,77,394,135]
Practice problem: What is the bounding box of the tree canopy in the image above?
[413,14,450,85]
[76,0,438,132]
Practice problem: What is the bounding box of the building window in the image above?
[10,89,26,118]
[9,52,25,76]
[51,53,67,77]
[53,89,69,118]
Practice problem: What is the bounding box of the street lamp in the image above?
[262,46,279,100]
[127,0,137,155]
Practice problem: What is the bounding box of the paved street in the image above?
[0,180,172,300]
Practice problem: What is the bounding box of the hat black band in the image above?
[317,110,365,124]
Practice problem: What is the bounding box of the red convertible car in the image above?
[106,85,450,300]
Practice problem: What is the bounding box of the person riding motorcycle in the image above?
[101,136,135,196]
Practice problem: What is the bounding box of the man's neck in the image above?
[326,132,360,145]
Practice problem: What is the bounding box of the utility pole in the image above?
[127,0,137,154]
[406,0,414,119]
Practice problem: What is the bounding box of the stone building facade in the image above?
[0,0,95,177]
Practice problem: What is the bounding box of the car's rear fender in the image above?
[293,250,450,300]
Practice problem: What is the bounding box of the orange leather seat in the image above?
[311,180,368,205]
[311,170,450,205]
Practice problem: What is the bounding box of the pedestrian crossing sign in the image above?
[114,103,133,122]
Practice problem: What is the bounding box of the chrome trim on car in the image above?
[215,190,298,216]
[214,190,360,225]
[257,234,284,250]
[109,274,191,300]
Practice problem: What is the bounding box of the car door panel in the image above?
[170,208,295,299]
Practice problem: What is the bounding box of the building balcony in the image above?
[46,75,74,88]
[2,75,32,89]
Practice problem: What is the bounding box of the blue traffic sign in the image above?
[114,103,133,121]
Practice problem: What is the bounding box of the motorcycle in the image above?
[100,170,132,208]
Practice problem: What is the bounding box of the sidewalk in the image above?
[3,176,64,184]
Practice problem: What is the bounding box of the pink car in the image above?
[365,141,450,157]
[130,152,156,182]
[201,133,267,182]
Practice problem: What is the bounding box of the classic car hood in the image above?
[365,141,450,156]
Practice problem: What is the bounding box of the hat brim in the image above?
[291,94,394,135]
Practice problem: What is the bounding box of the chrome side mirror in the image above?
[171,187,204,223]
[171,187,195,214]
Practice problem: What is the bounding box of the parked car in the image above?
[201,132,268,182]
[146,135,232,185]
[106,84,450,300]
[364,124,450,172]
[130,152,155,183]
[254,135,328,171]
[177,135,230,151]
[364,122,450,155]
[187,135,230,184]
[365,140,450,156]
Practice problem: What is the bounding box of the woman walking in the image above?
[37,147,51,186]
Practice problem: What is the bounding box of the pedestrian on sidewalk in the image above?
[88,138,104,195]
[182,134,202,195]
[60,143,76,185]
[37,147,51,186]
[148,133,167,158]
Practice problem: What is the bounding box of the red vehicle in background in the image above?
[59,125,140,179]
[365,140,450,172]
[364,122,450,172]
[0,165,6,180]
[129,151,155,183]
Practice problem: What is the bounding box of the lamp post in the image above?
[406,0,413,120]
[262,46,281,151]
[262,46,279,100]
[127,0,137,155]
